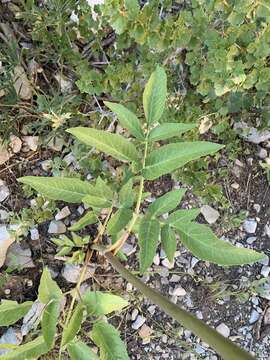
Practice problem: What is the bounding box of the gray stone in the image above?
[246,236,257,244]
[5,243,35,269]
[234,121,270,144]
[0,182,10,202]
[172,287,186,297]
[55,206,71,221]
[253,204,261,213]
[48,220,66,234]
[243,219,257,234]
[0,328,22,355]
[62,263,95,283]
[261,266,270,278]
[216,323,230,337]
[30,228,39,241]
[257,148,268,159]
[132,315,146,330]
[161,258,174,269]
[265,225,270,238]
[40,160,52,172]
[0,210,9,220]
[201,205,220,224]
[249,309,260,324]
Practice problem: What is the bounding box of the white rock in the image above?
[0,328,22,355]
[0,226,15,268]
[0,210,9,220]
[62,263,95,283]
[131,309,139,321]
[55,206,71,221]
[243,219,257,234]
[170,274,181,283]
[5,243,35,269]
[231,182,240,190]
[30,228,39,241]
[153,253,160,265]
[121,242,135,256]
[261,266,270,278]
[265,225,270,238]
[172,287,186,297]
[257,148,267,159]
[216,323,230,337]
[48,220,66,234]
[253,204,261,213]
[0,183,10,202]
[22,136,39,151]
[132,315,146,330]
[161,258,174,269]
[249,309,260,324]
[246,237,257,244]
[21,301,45,336]
[234,121,270,144]
[201,205,220,224]
[9,135,22,153]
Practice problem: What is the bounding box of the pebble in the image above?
[153,253,160,265]
[131,309,139,321]
[249,309,260,324]
[5,243,35,269]
[138,324,152,343]
[216,323,230,337]
[257,147,268,159]
[48,220,66,234]
[253,204,261,213]
[40,160,52,172]
[260,266,270,278]
[172,287,186,297]
[0,182,10,202]
[246,236,257,244]
[122,243,135,256]
[243,219,257,234]
[22,136,39,151]
[0,328,22,355]
[196,311,203,320]
[147,305,156,315]
[62,263,95,283]
[55,206,71,221]
[231,182,240,189]
[30,228,39,241]
[132,315,146,330]
[169,274,181,283]
[201,205,220,224]
[161,258,174,269]
[265,225,270,238]
[0,210,9,220]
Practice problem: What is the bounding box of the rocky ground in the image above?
[0,134,269,359]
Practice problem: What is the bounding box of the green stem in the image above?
[105,252,256,360]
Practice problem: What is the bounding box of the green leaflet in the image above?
[107,208,133,235]
[148,189,186,217]
[68,341,99,360]
[104,101,144,140]
[143,142,224,180]
[143,66,167,124]
[41,300,60,348]
[18,176,95,203]
[69,211,98,231]
[67,127,139,162]
[61,304,85,347]
[38,268,63,304]
[82,291,128,316]
[138,216,160,273]
[166,209,201,226]
[119,178,136,208]
[0,336,49,360]
[0,300,33,327]
[175,222,266,266]
[95,177,114,200]
[90,321,129,360]
[83,194,111,208]
[148,123,196,142]
[161,225,177,263]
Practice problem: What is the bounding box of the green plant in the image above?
[14,67,265,359]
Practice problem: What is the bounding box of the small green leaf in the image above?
[161,225,177,262]
[175,222,267,266]
[143,142,224,180]
[138,216,160,273]
[61,304,85,347]
[167,209,200,226]
[68,341,99,360]
[143,66,167,124]
[104,102,144,140]
[148,123,196,142]
[107,208,133,235]
[0,336,48,360]
[69,211,98,231]
[38,268,62,304]
[67,127,139,162]
[82,291,128,316]
[41,300,60,348]
[95,177,114,200]
[119,178,136,208]
[90,321,129,360]
[83,195,111,209]
[0,300,33,327]
[18,176,94,203]
[148,189,186,217]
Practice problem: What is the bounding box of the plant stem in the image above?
[108,135,149,254]
[105,252,256,360]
